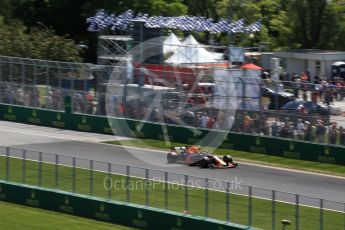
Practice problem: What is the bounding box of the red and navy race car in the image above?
[167,146,238,169]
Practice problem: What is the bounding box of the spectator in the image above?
[300,71,308,83]
[279,122,290,138]
[24,89,31,107]
[293,78,300,98]
[207,116,215,129]
[242,112,253,133]
[329,124,338,144]
[200,113,209,128]
[16,88,24,105]
[260,119,270,136]
[323,83,334,105]
[339,126,345,145]
[287,121,295,138]
[271,118,280,137]
[311,91,318,103]
[252,114,261,134]
[304,121,314,142]
[316,120,326,143]
[183,110,195,126]
[31,87,40,107]
[296,119,305,140]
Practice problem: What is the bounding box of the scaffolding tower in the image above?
[97,35,133,65]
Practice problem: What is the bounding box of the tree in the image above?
[3,0,188,62]
[184,0,221,18]
[318,0,345,50]
[0,0,13,19]
[0,20,82,62]
[287,0,328,49]
[216,0,282,48]
[274,0,345,50]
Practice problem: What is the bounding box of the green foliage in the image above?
[0,20,82,62]
[216,0,345,50]
[1,0,345,61]
[319,0,345,50]
[0,0,13,19]
[287,0,327,48]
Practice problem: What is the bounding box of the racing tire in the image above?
[223,155,233,164]
[167,152,178,163]
[200,157,211,168]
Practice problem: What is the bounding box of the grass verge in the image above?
[0,201,135,230]
[104,139,345,177]
[0,156,344,230]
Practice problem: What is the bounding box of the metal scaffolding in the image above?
[97,35,133,65]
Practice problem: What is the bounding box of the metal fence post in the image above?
[320,199,324,230]
[184,175,189,213]
[9,60,13,83]
[21,63,25,85]
[275,82,279,110]
[248,186,252,227]
[226,181,230,222]
[145,168,149,206]
[272,190,276,230]
[295,194,299,230]
[108,162,111,200]
[22,150,26,183]
[164,172,168,210]
[205,178,209,218]
[5,147,9,181]
[55,154,59,189]
[126,165,130,203]
[72,157,76,193]
[38,152,42,187]
[90,160,94,196]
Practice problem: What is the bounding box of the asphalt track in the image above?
[0,121,344,211]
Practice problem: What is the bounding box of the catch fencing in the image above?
[0,146,344,230]
[1,55,345,147]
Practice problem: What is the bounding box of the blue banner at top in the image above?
[86,9,262,34]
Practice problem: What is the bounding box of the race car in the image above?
[167,146,238,169]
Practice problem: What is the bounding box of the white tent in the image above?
[163,33,181,54]
[165,35,217,64]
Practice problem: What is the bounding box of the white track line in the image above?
[0,126,128,143]
[0,123,344,180]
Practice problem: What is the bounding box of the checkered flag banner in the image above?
[86,9,109,31]
[245,20,262,33]
[86,9,262,34]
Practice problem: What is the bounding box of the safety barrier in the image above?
[0,102,344,165]
[0,181,249,230]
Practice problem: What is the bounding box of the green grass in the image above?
[0,201,135,230]
[0,156,344,230]
[104,139,345,177]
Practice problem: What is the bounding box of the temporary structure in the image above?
[240,63,263,70]
[165,35,217,64]
[163,33,182,54]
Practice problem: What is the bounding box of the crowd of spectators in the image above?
[230,111,345,145]
[115,69,345,146]
[1,72,345,146]
[1,84,40,107]
[274,71,345,104]
[0,83,96,112]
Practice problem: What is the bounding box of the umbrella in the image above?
[240,63,262,70]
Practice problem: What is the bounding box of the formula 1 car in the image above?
[167,146,238,169]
